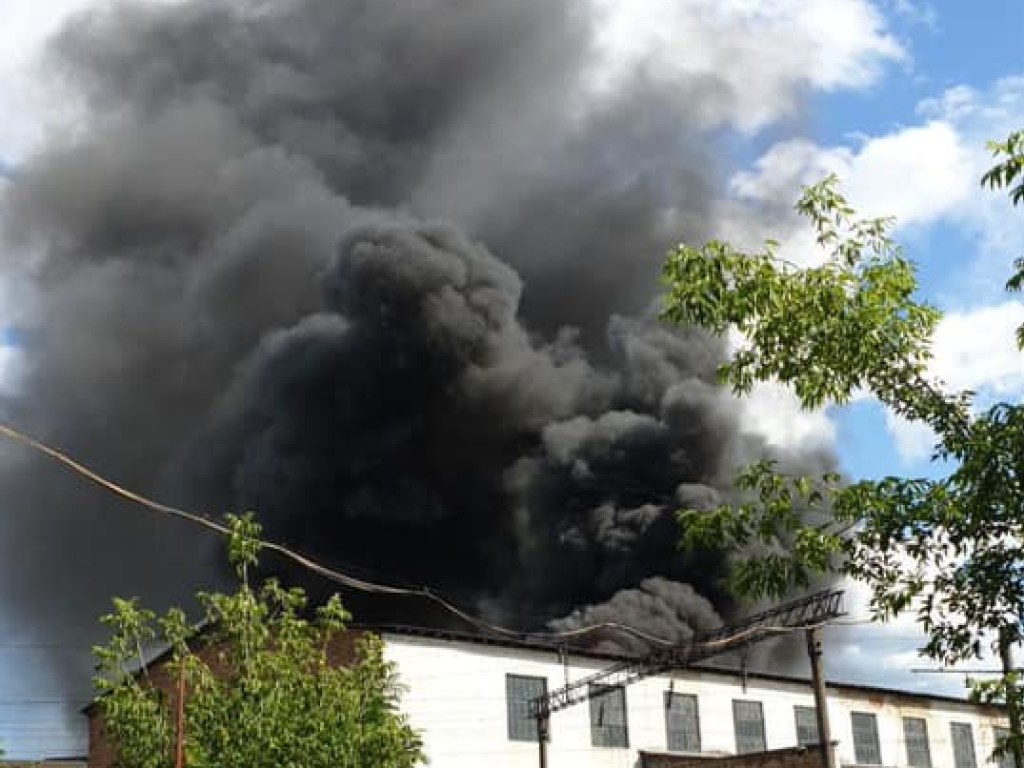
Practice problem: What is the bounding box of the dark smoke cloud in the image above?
[549,578,723,656]
[0,0,835,736]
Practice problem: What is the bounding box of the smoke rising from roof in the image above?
[0,0,839,712]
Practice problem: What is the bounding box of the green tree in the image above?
[93,514,423,768]
[661,131,1024,764]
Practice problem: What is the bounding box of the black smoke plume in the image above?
[0,0,836,734]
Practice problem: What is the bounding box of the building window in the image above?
[506,674,547,742]
[665,692,701,752]
[995,727,1015,768]
[589,684,629,748]
[733,700,766,754]
[795,705,819,747]
[851,711,882,765]
[903,717,932,768]
[951,722,978,768]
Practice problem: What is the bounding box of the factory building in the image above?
[85,624,1010,768]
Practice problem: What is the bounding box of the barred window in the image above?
[793,705,819,747]
[590,684,629,748]
[903,717,931,768]
[505,674,547,742]
[851,712,882,765]
[665,692,701,752]
[951,722,977,768]
[733,700,766,754]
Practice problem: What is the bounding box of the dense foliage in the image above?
[93,514,423,768]
[662,132,1024,763]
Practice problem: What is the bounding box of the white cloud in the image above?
[883,410,936,463]
[588,0,904,133]
[739,381,837,454]
[724,74,1024,464]
[0,1,99,160]
[723,121,973,269]
[884,301,1024,463]
[887,0,937,28]
[825,574,1013,698]
[932,302,1024,394]
[730,121,972,228]
[843,122,974,224]
[824,579,942,692]
[921,78,1024,296]
[729,75,1024,292]
[0,0,182,163]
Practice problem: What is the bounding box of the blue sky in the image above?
[717,0,1024,701]
[0,0,1023,758]
[812,2,1024,480]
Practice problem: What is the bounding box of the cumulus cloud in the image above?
[884,301,1024,463]
[739,382,837,455]
[589,0,904,133]
[932,303,1024,395]
[722,73,1024,461]
[725,122,974,266]
[729,74,1024,278]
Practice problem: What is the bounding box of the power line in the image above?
[0,422,699,647]
[912,668,1023,674]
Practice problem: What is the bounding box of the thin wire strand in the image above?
[0,423,857,651]
[0,423,695,645]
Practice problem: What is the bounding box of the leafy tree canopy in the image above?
[662,132,1024,761]
[93,514,423,768]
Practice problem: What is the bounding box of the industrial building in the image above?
[85,624,1011,768]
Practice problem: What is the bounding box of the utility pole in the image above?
[536,713,549,768]
[529,590,843,768]
[999,626,1023,768]
[806,627,834,768]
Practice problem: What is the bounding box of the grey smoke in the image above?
[0,0,837,736]
[549,578,723,656]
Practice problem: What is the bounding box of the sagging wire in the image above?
[0,423,694,646]
[0,422,869,649]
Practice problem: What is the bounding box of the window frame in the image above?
[732,699,767,755]
[794,705,819,747]
[589,683,629,749]
[665,691,701,753]
[951,722,978,768]
[851,711,882,765]
[505,673,548,743]
[902,716,932,768]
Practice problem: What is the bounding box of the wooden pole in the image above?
[999,626,1023,768]
[806,627,834,768]
[174,661,186,768]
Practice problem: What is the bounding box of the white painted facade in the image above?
[382,630,1009,768]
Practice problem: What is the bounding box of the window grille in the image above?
[665,692,701,752]
[851,711,882,765]
[903,717,931,768]
[505,674,547,742]
[794,705,819,747]
[951,722,977,768]
[589,684,629,748]
[733,700,766,754]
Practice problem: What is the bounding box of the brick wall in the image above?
[640,744,829,768]
[86,628,366,768]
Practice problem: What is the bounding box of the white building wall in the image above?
[383,632,1008,768]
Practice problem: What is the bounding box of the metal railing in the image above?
[531,588,844,718]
